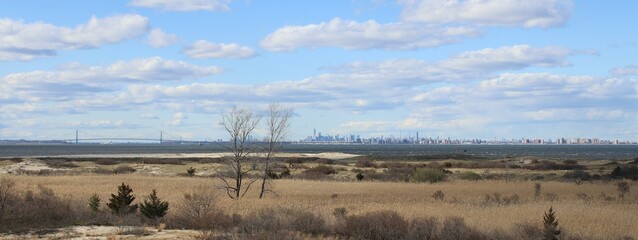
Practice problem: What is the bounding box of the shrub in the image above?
[563,170,591,184]
[543,207,561,240]
[107,183,138,215]
[355,159,376,168]
[95,159,118,165]
[303,165,337,175]
[333,207,348,221]
[562,159,578,165]
[356,172,364,181]
[186,167,196,177]
[170,187,232,230]
[280,167,291,178]
[88,194,101,212]
[576,193,592,202]
[92,167,112,174]
[0,178,16,218]
[439,217,482,240]
[0,185,81,232]
[483,193,520,205]
[412,168,446,183]
[139,189,169,220]
[239,207,328,237]
[407,217,438,240]
[458,171,482,181]
[617,181,630,199]
[432,190,445,201]
[44,160,79,168]
[343,210,408,240]
[317,158,334,164]
[113,165,136,174]
[534,183,542,199]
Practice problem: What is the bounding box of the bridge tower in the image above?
[75,130,78,144]
[160,130,163,144]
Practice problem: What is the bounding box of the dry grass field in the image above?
[2,174,637,239]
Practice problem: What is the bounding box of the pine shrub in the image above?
[140,189,169,220]
[107,182,138,215]
[186,167,196,177]
[88,193,101,212]
[543,207,561,240]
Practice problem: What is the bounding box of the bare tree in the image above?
[219,106,262,199]
[259,104,293,199]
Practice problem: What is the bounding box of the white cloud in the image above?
[147,28,180,47]
[442,45,573,70]
[166,112,188,126]
[70,120,129,128]
[140,113,160,119]
[0,57,222,101]
[400,0,573,28]
[130,0,230,11]
[610,64,638,76]
[183,40,256,59]
[409,73,638,124]
[261,18,480,51]
[0,14,149,61]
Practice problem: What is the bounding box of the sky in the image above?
[0,0,637,142]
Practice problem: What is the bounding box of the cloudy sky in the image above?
[1,0,637,141]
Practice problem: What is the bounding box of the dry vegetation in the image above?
[1,156,637,239]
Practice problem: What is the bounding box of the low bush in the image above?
[44,160,79,168]
[524,161,586,171]
[432,191,445,201]
[95,159,118,165]
[411,168,446,183]
[610,166,638,180]
[169,187,234,230]
[483,193,520,205]
[458,171,482,181]
[139,158,183,165]
[0,185,82,232]
[316,158,334,164]
[91,167,112,174]
[303,165,337,175]
[563,170,591,184]
[355,159,376,168]
[439,217,483,240]
[113,165,136,174]
[343,210,408,240]
[239,207,329,237]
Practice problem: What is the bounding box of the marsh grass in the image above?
[1,175,636,238]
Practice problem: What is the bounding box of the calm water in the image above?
[1,144,637,160]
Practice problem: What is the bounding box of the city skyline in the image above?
[1,1,637,141]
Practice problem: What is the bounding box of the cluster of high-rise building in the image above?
[298,129,638,145]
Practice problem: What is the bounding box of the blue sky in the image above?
[1,0,637,141]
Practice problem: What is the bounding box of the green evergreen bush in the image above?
[107,182,138,215]
[543,207,561,240]
[88,193,100,212]
[139,189,169,220]
[186,167,196,177]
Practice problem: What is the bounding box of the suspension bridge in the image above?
[61,130,190,144]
